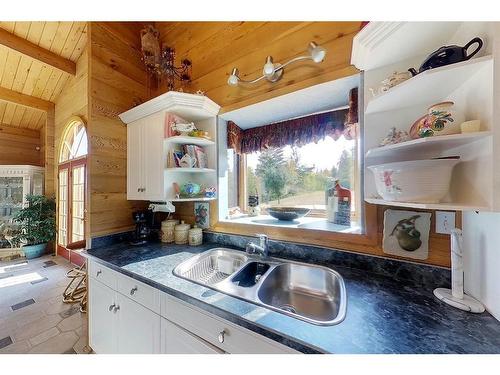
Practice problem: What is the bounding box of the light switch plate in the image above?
[435,211,456,234]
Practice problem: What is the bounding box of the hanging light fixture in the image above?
[140,25,192,91]
[227,41,326,87]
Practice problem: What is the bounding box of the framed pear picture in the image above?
[382,209,431,260]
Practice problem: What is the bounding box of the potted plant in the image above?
[13,194,56,259]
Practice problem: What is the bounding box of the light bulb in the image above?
[308,42,326,63]
[262,56,275,77]
[227,68,239,86]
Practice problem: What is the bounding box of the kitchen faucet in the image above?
[245,234,269,258]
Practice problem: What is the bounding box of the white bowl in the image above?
[368,159,460,203]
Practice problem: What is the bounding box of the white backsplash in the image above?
[463,211,500,320]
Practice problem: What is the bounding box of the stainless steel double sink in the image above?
[173,248,347,326]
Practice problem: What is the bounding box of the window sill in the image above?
[222,215,361,234]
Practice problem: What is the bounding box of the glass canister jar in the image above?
[174,221,191,245]
[188,226,203,246]
[160,219,179,243]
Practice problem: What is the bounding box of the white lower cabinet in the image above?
[116,294,161,354]
[89,278,115,354]
[89,276,160,354]
[88,260,298,354]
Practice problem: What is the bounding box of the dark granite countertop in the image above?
[83,241,500,354]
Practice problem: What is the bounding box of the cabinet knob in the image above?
[113,305,120,313]
[130,286,138,295]
[96,270,102,277]
[218,329,226,344]
[108,303,116,312]
[137,187,141,192]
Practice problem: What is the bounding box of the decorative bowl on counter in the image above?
[368,159,460,203]
[267,207,311,221]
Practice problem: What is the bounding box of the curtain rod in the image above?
[267,105,349,126]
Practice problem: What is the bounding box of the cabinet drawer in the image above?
[116,272,160,314]
[161,318,224,354]
[88,261,117,290]
[161,294,297,354]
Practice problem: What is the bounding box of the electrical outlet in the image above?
[435,211,456,234]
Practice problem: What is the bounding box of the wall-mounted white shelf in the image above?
[365,55,493,114]
[365,131,492,159]
[164,136,215,146]
[359,22,497,212]
[121,91,220,203]
[170,197,216,202]
[119,91,220,123]
[165,168,216,173]
[351,22,462,71]
[365,198,489,212]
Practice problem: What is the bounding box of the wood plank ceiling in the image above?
[0,21,87,130]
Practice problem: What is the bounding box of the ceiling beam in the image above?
[0,86,55,112]
[0,27,76,75]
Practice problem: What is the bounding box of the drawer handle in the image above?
[113,305,120,313]
[108,303,116,312]
[130,286,138,295]
[96,270,102,277]
[218,329,226,344]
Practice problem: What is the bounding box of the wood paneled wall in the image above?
[88,22,149,238]
[153,22,453,267]
[155,22,362,112]
[54,46,89,241]
[0,124,41,165]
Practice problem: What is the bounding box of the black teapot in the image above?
[408,37,483,76]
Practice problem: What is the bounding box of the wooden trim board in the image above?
[0,27,76,75]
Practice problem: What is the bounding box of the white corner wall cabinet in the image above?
[88,260,297,354]
[353,22,500,211]
[119,91,220,202]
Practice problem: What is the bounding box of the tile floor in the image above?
[0,254,90,354]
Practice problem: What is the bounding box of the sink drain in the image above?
[279,304,297,314]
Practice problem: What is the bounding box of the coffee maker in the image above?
[130,210,151,245]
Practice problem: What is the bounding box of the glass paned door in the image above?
[71,165,85,243]
[58,160,86,248]
[58,169,69,247]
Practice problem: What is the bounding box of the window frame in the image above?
[215,115,378,254]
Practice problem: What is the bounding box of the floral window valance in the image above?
[228,87,358,154]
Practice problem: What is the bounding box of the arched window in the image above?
[59,119,88,162]
[58,117,88,258]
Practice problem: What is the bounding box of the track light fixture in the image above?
[227,42,326,87]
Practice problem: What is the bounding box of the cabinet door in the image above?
[116,294,161,354]
[143,113,165,201]
[127,119,144,200]
[161,318,224,354]
[89,278,116,354]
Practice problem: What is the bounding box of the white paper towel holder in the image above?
[433,228,485,313]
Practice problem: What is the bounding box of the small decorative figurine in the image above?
[171,121,197,136]
[379,127,411,146]
[203,186,216,198]
[248,194,260,217]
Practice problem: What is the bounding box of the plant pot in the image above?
[22,243,47,259]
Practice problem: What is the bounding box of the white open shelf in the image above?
[365,198,489,211]
[359,22,497,212]
[365,131,492,159]
[164,135,215,146]
[365,55,493,114]
[165,168,216,173]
